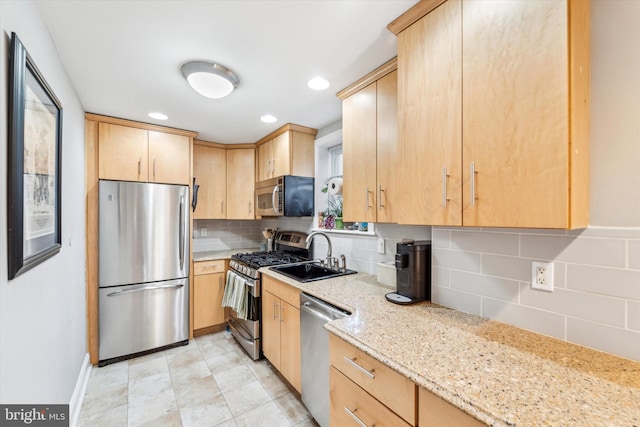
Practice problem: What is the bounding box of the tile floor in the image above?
[77,331,319,426]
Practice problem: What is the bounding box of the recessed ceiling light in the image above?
[307,77,330,91]
[148,112,168,120]
[180,61,239,99]
[261,115,277,123]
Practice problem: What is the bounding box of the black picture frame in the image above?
[7,32,63,280]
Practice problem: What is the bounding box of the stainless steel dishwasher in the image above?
[300,292,350,427]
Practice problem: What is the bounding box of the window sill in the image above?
[311,227,375,237]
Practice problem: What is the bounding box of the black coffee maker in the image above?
[385,239,431,305]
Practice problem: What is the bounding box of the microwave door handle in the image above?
[272,186,280,214]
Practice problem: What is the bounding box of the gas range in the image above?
[226,230,311,360]
[230,252,309,279]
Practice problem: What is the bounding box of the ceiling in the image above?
[35,0,417,144]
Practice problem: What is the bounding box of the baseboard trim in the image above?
[69,353,91,427]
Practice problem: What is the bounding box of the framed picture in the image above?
[7,32,63,280]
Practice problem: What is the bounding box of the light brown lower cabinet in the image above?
[330,366,412,427]
[193,260,227,332]
[329,333,486,426]
[419,386,485,427]
[262,275,301,392]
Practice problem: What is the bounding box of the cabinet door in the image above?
[193,145,226,219]
[376,70,399,223]
[343,82,377,223]
[227,148,255,219]
[271,132,291,178]
[419,386,484,427]
[257,141,272,181]
[98,123,148,182]
[262,290,280,368]
[462,0,568,227]
[397,0,462,226]
[280,301,301,393]
[148,131,191,185]
[193,272,225,330]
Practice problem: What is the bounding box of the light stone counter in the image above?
[192,248,260,262]
[260,268,640,426]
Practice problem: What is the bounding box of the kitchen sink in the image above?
[270,262,356,283]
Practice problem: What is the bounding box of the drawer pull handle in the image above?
[343,356,375,379]
[344,407,369,427]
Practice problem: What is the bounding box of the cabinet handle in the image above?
[272,301,278,320]
[343,356,375,379]
[442,166,450,208]
[365,186,372,211]
[221,201,224,214]
[377,185,385,210]
[280,304,284,323]
[153,159,156,180]
[248,202,252,214]
[138,158,141,176]
[470,162,477,206]
[267,159,271,177]
[272,159,276,175]
[344,407,369,427]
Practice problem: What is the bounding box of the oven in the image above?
[226,230,311,360]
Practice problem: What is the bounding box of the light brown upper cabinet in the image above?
[193,142,227,219]
[339,62,398,223]
[389,0,589,229]
[255,124,317,181]
[227,148,256,219]
[98,122,190,185]
[148,131,191,185]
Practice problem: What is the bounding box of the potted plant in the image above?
[320,183,343,229]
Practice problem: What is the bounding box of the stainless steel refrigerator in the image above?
[98,180,189,365]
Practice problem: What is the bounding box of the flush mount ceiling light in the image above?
[307,77,330,91]
[260,114,277,123]
[180,61,239,99]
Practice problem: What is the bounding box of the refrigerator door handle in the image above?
[179,195,185,271]
[106,283,184,297]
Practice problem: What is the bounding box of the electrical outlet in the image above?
[531,261,554,292]
[201,228,207,237]
[377,238,385,254]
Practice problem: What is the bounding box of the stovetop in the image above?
[231,251,309,269]
[230,230,311,279]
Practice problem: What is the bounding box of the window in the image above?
[328,144,343,178]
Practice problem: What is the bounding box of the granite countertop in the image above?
[261,268,640,426]
[193,248,260,262]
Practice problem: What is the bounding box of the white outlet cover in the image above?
[377,238,385,254]
[531,261,554,292]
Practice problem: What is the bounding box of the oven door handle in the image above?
[228,317,253,343]
[272,186,280,215]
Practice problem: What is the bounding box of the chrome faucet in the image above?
[305,231,332,265]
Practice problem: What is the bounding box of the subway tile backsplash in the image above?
[193,220,639,361]
[432,226,640,362]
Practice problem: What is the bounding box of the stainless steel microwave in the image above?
[255,176,314,217]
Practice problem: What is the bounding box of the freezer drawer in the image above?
[99,278,189,362]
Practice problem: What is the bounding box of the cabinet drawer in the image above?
[263,275,300,309]
[329,333,416,425]
[330,366,412,427]
[194,260,226,275]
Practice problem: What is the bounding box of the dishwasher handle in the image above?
[300,292,350,322]
[301,302,334,324]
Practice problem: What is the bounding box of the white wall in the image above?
[0,0,87,403]
[431,0,640,362]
